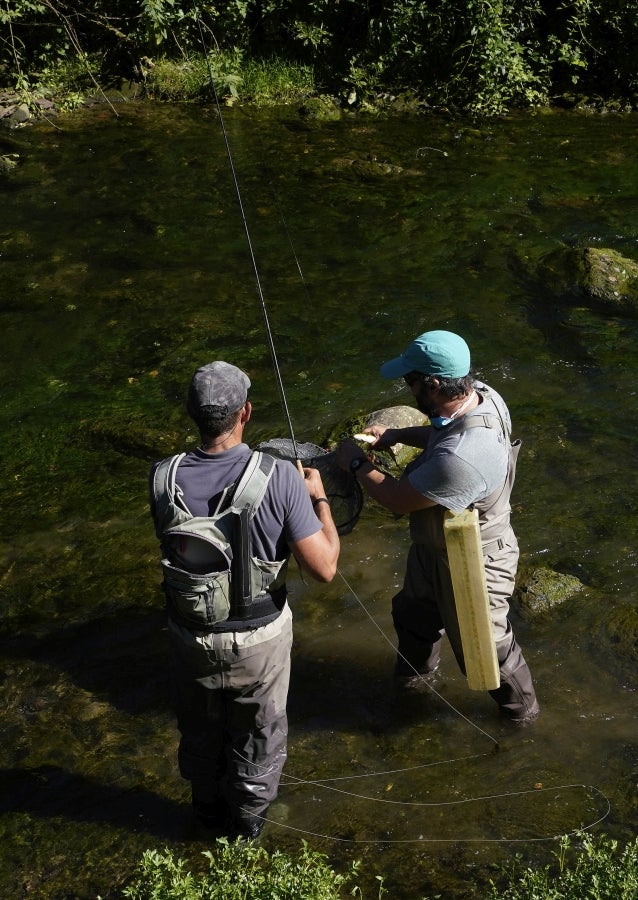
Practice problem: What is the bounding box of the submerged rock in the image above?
[326,156,423,178]
[84,418,183,461]
[538,246,638,315]
[514,565,584,620]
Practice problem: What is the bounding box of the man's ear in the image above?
[240,401,252,424]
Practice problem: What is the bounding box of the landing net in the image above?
[255,439,363,535]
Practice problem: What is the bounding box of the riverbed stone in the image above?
[538,246,638,314]
[514,565,584,620]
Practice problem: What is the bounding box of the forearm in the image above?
[312,497,340,573]
[384,425,432,449]
[355,460,435,516]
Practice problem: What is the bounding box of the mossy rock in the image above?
[298,95,342,122]
[324,405,426,473]
[514,565,584,621]
[0,153,19,174]
[538,246,638,315]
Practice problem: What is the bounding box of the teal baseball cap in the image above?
[380,330,471,379]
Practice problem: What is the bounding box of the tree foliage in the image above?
[1,0,637,115]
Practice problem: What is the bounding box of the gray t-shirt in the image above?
[170,443,321,562]
[407,382,511,512]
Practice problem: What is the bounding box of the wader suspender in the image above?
[456,392,517,555]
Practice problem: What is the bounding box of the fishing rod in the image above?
[195,13,304,472]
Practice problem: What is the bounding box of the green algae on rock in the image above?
[515,565,584,621]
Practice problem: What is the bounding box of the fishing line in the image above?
[195,11,302,466]
[338,567,500,747]
[194,8,610,848]
[231,745,611,843]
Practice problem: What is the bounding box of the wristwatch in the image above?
[350,456,368,474]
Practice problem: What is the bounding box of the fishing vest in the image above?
[151,450,288,632]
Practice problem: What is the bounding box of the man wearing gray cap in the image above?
[150,361,339,839]
[336,330,539,727]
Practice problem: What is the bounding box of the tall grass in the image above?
[144,52,314,105]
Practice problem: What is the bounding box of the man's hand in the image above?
[361,425,395,450]
[302,466,327,503]
[335,439,368,472]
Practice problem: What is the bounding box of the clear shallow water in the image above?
[0,101,637,898]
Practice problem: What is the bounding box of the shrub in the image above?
[487,833,638,900]
[121,838,381,900]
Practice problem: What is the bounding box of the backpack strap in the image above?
[229,450,276,516]
[151,453,186,537]
[228,451,277,614]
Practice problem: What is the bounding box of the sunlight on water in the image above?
[0,102,637,898]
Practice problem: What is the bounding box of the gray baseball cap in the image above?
[188,361,250,416]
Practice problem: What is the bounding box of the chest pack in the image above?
[151,451,288,631]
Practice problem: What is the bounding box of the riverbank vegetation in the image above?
[120,840,378,900]
[1,0,637,117]
[119,832,638,899]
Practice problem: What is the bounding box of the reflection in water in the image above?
[0,102,637,898]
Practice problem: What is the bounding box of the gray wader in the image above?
[393,437,539,723]
[168,604,293,817]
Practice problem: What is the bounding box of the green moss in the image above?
[515,566,584,621]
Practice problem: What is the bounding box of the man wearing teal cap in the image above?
[336,330,539,726]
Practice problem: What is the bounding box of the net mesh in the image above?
[255,439,363,535]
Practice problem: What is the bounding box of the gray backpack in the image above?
[152,451,287,629]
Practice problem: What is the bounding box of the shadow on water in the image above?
[0,101,637,897]
[0,765,190,841]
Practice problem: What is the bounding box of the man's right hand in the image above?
[362,425,393,450]
[301,466,326,503]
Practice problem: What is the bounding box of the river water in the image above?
[0,101,637,898]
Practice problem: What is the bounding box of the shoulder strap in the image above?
[480,386,511,438]
[461,413,500,431]
[229,451,277,518]
[152,453,186,534]
[228,451,277,613]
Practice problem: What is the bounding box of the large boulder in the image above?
[538,246,638,315]
[325,405,426,472]
[363,406,427,469]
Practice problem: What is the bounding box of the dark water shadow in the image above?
[0,764,195,841]
[2,608,172,716]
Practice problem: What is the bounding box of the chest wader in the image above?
[151,451,288,632]
[396,396,539,723]
[152,452,294,826]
